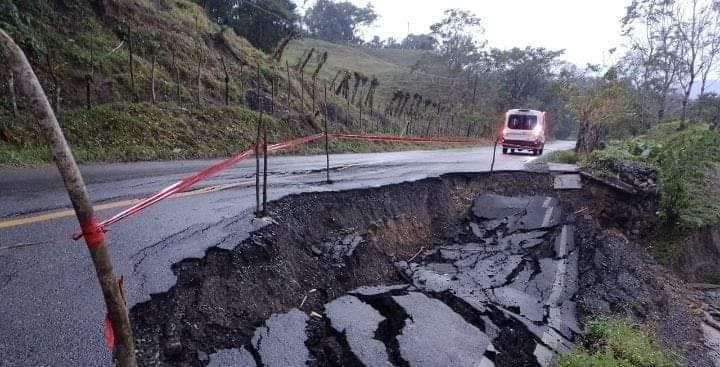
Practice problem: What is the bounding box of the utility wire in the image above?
[237,0,292,23]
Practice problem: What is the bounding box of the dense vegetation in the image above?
[585,123,720,228]
[197,0,299,52]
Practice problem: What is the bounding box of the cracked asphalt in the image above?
[206,192,578,366]
[0,141,574,366]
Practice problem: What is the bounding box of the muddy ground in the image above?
[130,171,715,366]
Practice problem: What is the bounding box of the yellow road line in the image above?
[0,181,252,230]
[0,199,141,229]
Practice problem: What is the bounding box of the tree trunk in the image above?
[8,71,17,116]
[359,98,363,132]
[239,64,245,105]
[657,94,667,123]
[286,61,291,115]
[300,69,304,115]
[270,77,275,114]
[85,75,92,111]
[46,53,61,115]
[128,33,137,103]
[171,49,180,104]
[0,28,137,367]
[575,121,601,154]
[151,51,157,105]
[86,42,94,111]
[680,96,689,129]
[219,55,229,106]
[224,75,229,106]
[312,77,316,113]
[196,54,202,105]
[680,79,694,129]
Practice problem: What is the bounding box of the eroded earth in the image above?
[130,172,717,367]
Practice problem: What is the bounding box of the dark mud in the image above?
[130,171,712,366]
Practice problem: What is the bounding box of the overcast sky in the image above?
[296,0,629,67]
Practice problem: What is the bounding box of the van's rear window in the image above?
[507,115,538,130]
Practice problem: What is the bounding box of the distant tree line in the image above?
[197,0,299,52]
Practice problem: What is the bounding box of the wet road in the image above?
[0,141,574,366]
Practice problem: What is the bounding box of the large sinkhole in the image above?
[130,171,707,367]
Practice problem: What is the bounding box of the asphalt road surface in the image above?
[0,141,575,366]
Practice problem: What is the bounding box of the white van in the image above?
[500,109,546,156]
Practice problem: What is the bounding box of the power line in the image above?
[237,0,292,22]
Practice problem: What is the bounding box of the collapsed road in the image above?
[0,142,575,366]
[1,141,718,366]
[130,171,716,366]
[199,193,576,367]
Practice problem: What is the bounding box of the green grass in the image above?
[0,102,311,165]
[0,0,292,109]
[556,319,677,367]
[297,139,483,156]
[0,102,487,166]
[284,38,459,108]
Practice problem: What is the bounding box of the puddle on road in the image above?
[130,172,712,367]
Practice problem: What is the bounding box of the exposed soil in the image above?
[130,171,713,366]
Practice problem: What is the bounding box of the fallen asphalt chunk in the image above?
[252,308,310,367]
[324,295,390,367]
[393,292,491,367]
[553,174,582,190]
[207,348,256,367]
[351,284,409,296]
[472,194,530,220]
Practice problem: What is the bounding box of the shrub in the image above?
[556,319,677,367]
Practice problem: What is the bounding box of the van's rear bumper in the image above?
[501,138,543,149]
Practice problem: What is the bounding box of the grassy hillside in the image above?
[283,38,468,106]
[0,0,270,107]
[1,1,483,166]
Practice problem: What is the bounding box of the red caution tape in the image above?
[73,134,326,239]
[79,218,105,249]
[330,133,481,145]
[73,133,479,239]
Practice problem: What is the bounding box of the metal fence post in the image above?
[324,83,331,184]
[262,77,272,215]
[255,62,262,216]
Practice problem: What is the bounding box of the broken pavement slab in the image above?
[553,174,582,190]
[472,194,530,220]
[252,309,310,367]
[325,295,390,367]
[548,163,580,173]
[398,195,578,366]
[351,284,409,296]
[508,205,562,231]
[472,194,562,231]
[472,194,530,219]
[207,348,257,367]
[393,292,491,367]
[701,322,720,366]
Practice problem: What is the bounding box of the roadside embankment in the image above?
[130,171,711,366]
